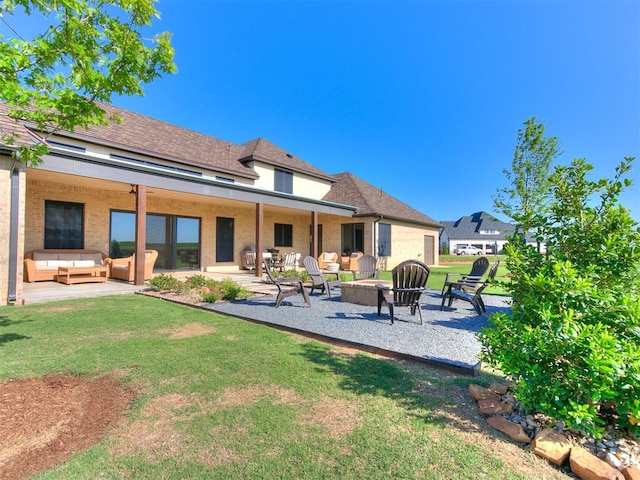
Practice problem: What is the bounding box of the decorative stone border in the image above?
[469,383,640,480]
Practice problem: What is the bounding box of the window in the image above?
[377,223,391,256]
[275,223,293,247]
[109,210,201,269]
[274,168,293,194]
[341,223,364,255]
[44,200,84,249]
[48,140,86,153]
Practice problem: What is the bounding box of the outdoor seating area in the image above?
[210,286,510,373]
[23,249,110,283]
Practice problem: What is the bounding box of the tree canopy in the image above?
[0,0,176,165]
[493,116,561,235]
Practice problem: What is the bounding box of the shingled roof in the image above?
[0,103,46,149]
[239,137,335,182]
[441,211,529,240]
[2,102,337,183]
[323,172,441,228]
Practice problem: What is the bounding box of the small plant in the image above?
[201,289,221,303]
[185,274,215,289]
[147,273,182,292]
[218,278,248,300]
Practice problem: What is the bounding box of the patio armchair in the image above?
[317,251,339,269]
[440,260,500,314]
[280,252,299,271]
[352,254,380,280]
[377,259,430,324]
[441,256,490,295]
[341,251,363,271]
[243,251,257,270]
[303,256,341,297]
[108,250,158,282]
[263,260,310,308]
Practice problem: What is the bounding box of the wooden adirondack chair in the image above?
[441,260,500,314]
[441,256,490,295]
[263,260,310,308]
[302,256,341,297]
[352,255,380,280]
[377,259,430,324]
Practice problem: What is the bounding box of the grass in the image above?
[378,256,510,295]
[0,294,568,479]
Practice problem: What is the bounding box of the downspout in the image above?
[7,155,20,304]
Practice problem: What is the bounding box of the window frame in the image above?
[44,200,85,249]
[377,223,392,256]
[274,168,293,194]
[274,223,293,247]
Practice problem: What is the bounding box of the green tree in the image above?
[0,0,176,165]
[480,156,640,437]
[493,117,560,235]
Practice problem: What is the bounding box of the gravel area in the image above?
[208,287,511,374]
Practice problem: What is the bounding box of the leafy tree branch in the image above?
[0,0,176,165]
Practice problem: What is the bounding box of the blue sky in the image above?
[9,0,640,222]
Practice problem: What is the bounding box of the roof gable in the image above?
[239,137,335,182]
[441,211,526,240]
[323,172,442,228]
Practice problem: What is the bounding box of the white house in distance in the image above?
[440,211,537,255]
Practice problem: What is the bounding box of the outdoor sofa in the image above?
[24,249,110,282]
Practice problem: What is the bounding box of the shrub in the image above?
[479,157,640,437]
[201,289,221,303]
[217,278,249,300]
[147,273,182,292]
[272,269,310,283]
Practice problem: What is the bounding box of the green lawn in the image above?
[0,294,565,479]
[378,256,509,295]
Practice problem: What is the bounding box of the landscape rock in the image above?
[531,427,573,466]
[487,415,531,443]
[478,399,514,415]
[570,446,624,480]
[488,382,510,395]
[622,464,640,480]
[469,384,502,402]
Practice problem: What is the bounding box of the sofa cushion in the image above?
[47,260,69,268]
[73,260,96,267]
[58,253,81,261]
[81,253,103,265]
[32,252,52,261]
[34,260,48,269]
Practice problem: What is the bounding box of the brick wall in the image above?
[0,157,25,306]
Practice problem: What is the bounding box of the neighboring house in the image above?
[440,211,538,255]
[0,102,440,305]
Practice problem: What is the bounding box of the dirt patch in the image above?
[0,374,133,480]
[301,397,360,439]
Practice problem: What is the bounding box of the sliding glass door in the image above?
[110,211,200,270]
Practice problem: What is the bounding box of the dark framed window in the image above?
[341,223,364,255]
[275,223,293,247]
[109,210,201,269]
[274,168,293,194]
[44,200,84,249]
[378,223,391,256]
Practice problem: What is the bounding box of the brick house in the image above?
[0,102,440,305]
